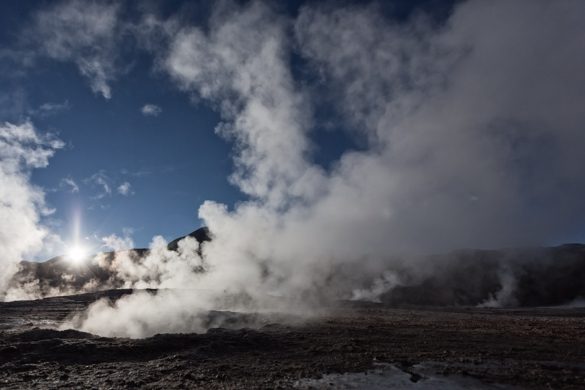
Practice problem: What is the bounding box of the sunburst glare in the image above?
[66,244,88,264]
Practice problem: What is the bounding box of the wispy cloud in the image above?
[141,104,162,117]
[29,100,71,118]
[120,168,150,178]
[29,0,122,99]
[60,176,79,193]
[117,181,134,196]
[85,171,135,199]
[85,171,112,199]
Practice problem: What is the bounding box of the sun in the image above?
[66,244,88,264]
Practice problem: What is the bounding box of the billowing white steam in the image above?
[101,236,204,289]
[56,0,585,337]
[0,122,63,299]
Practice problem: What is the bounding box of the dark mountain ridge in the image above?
[7,228,211,299]
[377,243,585,307]
[7,227,585,307]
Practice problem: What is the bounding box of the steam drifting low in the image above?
[5,0,585,338]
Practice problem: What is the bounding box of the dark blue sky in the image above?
[0,1,233,251]
[1,0,584,263]
[30,60,237,245]
[1,46,239,250]
[0,0,458,255]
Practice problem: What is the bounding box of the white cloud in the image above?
[0,121,63,298]
[165,1,317,207]
[60,176,79,193]
[85,172,134,199]
[85,171,112,199]
[121,168,150,178]
[28,100,71,118]
[141,104,162,116]
[117,181,134,196]
[30,0,122,99]
[39,100,69,112]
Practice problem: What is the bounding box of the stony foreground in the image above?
[1,291,584,389]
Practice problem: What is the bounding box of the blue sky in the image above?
[0,0,455,256]
[2,0,584,262]
[26,57,238,248]
[0,30,237,251]
[0,2,235,252]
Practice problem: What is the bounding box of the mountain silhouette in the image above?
[7,229,585,308]
[7,227,212,299]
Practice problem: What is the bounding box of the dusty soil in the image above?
[1,290,584,389]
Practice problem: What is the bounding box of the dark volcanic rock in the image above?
[8,328,94,342]
[1,293,585,389]
[8,228,212,300]
[167,227,211,252]
[8,226,585,308]
[379,244,585,307]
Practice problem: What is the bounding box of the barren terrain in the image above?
[1,290,584,389]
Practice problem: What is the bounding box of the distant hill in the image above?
[375,243,585,307]
[167,227,211,251]
[8,228,211,299]
[7,228,585,307]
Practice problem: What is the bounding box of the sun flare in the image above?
[66,244,88,264]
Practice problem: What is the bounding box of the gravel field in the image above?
[1,290,584,389]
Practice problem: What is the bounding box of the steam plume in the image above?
[0,122,63,299]
[55,0,585,337]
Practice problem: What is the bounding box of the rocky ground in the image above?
[1,290,585,389]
